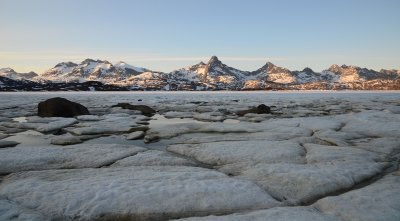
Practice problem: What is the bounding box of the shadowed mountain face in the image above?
[1,57,399,91]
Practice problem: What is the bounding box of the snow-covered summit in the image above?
[40,59,149,84]
[1,56,399,90]
[0,67,38,81]
[114,61,147,73]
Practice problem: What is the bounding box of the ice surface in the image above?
[0,199,48,221]
[304,143,385,163]
[168,140,305,168]
[2,118,77,133]
[66,114,139,135]
[173,206,341,221]
[145,121,263,142]
[164,111,194,119]
[0,144,146,174]
[0,166,279,220]
[315,172,400,221]
[125,131,145,140]
[111,150,196,167]
[313,129,362,146]
[0,133,9,139]
[193,112,226,122]
[353,137,400,154]
[238,162,388,204]
[0,91,399,220]
[50,135,83,145]
[75,115,104,121]
[340,111,400,137]
[0,140,19,148]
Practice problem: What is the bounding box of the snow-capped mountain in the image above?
[0,68,38,81]
[167,56,250,89]
[40,59,149,84]
[324,64,398,83]
[1,56,399,91]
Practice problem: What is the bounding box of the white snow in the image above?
[111,150,195,167]
[75,115,104,121]
[0,144,146,174]
[0,199,48,221]
[304,143,384,163]
[0,91,399,220]
[125,131,145,140]
[2,118,77,133]
[114,61,145,73]
[238,162,388,204]
[0,166,279,220]
[173,206,341,221]
[50,135,83,145]
[66,114,139,135]
[315,172,400,221]
[168,140,306,169]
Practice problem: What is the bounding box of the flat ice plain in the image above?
[0,91,399,221]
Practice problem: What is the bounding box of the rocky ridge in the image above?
[1,57,399,91]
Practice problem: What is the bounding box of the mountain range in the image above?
[1,56,399,91]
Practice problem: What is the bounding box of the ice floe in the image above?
[66,114,141,135]
[315,171,400,221]
[50,135,83,145]
[173,206,341,221]
[125,131,145,140]
[0,144,146,174]
[238,161,388,204]
[0,199,48,221]
[0,166,279,220]
[111,150,195,167]
[1,118,77,133]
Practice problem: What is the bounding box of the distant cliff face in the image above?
[1,57,399,91]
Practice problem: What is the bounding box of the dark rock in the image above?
[138,99,143,101]
[38,97,89,117]
[0,140,19,148]
[236,104,271,116]
[112,103,156,116]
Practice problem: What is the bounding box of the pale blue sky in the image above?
[1,0,399,73]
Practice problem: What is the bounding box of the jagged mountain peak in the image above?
[209,55,219,62]
[40,59,150,84]
[2,58,399,91]
[55,62,78,68]
[0,67,38,81]
[0,67,15,73]
[256,61,275,70]
[264,61,275,66]
[80,59,111,66]
[115,61,128,65]
[302,67,315,74]
[328,64,340,70]
[81,58,96,64]
[114,61,147,73]
[207,56,223,66]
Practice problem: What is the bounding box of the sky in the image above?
[1,0,399,73]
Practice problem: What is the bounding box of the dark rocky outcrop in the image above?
[112,103,156,116]
[38,97,89,117]
[236,104,271,116]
